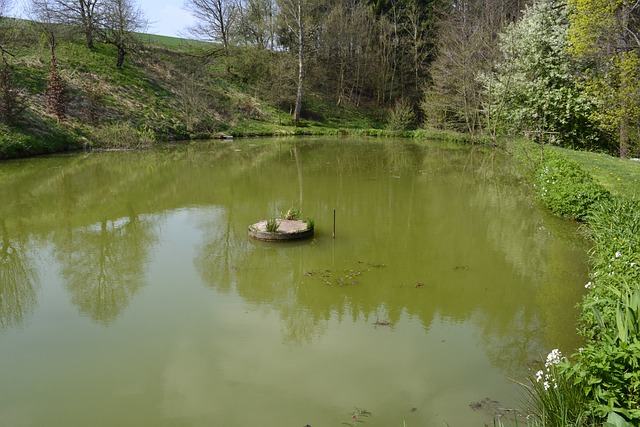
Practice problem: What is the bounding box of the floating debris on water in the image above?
[305,260,385,286]
[372,319,392,327]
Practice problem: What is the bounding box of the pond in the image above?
[0,138,589,427]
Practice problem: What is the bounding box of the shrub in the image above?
[568,338,640,423]
[387,98,416,131]
[534,151,611,220]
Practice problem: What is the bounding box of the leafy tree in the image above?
[236,0,277,49]
[97,0,148,69]
[567,0,640,157]
[482,0,605,149]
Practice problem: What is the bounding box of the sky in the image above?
[11,0,195,38]
[136,0,195,38]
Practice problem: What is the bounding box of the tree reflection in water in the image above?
[55,210,157,325]
[0,219,38,332]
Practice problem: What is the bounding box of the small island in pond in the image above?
[248,219,314,241]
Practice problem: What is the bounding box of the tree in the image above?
[482,0,604,149]
[46,52,67,121]
[0,0,13,55]
[317,0,378,106]
[236,0,277,49]
[421,0,526,134]
[567,0,640,157]
[277,0,305,123]
[184,0,239,54]
[33,0,101,49]
[97,0,148,69]
[28,0,68,120]
[0,0,21,123]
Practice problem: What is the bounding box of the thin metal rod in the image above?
[333,209,336,239]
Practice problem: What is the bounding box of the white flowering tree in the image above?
[481,0,604,149]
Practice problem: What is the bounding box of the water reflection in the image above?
[54,210,157,324]
[190,141,588,378]
[0,219,38,331]
[0,139,589,427]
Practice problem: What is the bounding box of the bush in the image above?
[387,98,416,131]
[534,151,611,220]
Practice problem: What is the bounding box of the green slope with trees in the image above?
[1,0,637,160]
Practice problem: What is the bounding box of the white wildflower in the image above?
[546,349,563,365]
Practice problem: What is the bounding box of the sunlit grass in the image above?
[554,148,640,199]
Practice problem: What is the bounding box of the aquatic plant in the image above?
[304,217,314,230]
[520,349,591,426]
[342,408,371,426]
[283,207,301,220]
[265,217,279,232]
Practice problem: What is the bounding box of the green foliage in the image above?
[91,123,155,149]
[605,412,634,427]
[534,151,611,220]
[522,349,591,426]
[304,218,314,230]
[265,218,279,232]
[282,207,301,220]
[557,149,640,199]
[580,197,640,333]
[562,196,640,424]
[567,0,640,157]
[387,98,416,131]
[568,339,640,422]
[482,0,604,149]
[583,51,640,157]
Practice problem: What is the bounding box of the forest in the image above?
[0,0,638,158]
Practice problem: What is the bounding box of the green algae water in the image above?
[0,138,588,426]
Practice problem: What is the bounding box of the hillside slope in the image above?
[0,27,383,159]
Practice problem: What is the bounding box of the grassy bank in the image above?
[520,142,640,426]
[0,19,488,160]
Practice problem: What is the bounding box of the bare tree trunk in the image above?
[116,45,125,69]
[293,0,303,124]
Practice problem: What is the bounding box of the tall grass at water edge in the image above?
[518,148,640,427]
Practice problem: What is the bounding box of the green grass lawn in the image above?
[555,147,640,199]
